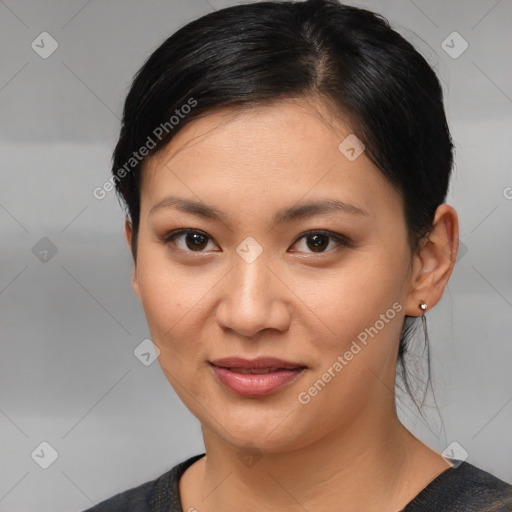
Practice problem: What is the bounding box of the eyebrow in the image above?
[149,196,369,224]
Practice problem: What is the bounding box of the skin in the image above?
[124,97,459,512]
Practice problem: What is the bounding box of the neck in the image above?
[186,407,447,512]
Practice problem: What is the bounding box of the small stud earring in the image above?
[419,302,427,312]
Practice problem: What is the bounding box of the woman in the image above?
[85,1,512,510]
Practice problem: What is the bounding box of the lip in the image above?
[210,357,306,370]
[209,357,307,397]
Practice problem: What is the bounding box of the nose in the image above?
[215,252,291,338]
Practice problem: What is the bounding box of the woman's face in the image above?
[129,98,419,453]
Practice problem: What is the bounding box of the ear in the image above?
[124,218,141,300]
[405,204,459,316]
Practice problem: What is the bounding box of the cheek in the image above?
[289,257,407,415]
[291,252,405,344]
[135,251,207,357]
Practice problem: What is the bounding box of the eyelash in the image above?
[160,228,350,256]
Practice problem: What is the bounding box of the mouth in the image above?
[209,357,307,396]
[210,356,307,371]
[213,367,302,374]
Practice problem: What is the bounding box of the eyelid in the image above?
[161,228,350,254]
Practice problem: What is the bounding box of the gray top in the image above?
[83,454,512,511]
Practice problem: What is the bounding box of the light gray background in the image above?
[0,0,511,510]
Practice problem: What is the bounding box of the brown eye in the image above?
[163,229,218,253]
[184,232,209,251]
[290,230,349,254]
[305,233,329,252]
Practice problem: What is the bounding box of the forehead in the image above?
[147,98,348,171]
[141,98,403,223]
